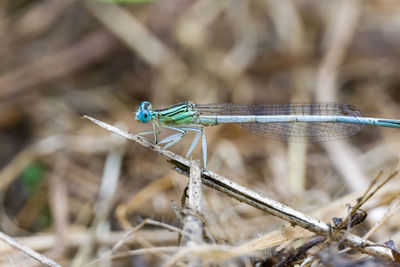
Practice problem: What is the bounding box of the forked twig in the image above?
[333,170,398,233]
[83,115,396,262]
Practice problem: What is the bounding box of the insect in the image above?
[135,101,400,168]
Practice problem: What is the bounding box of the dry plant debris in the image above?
[0,0,400,266]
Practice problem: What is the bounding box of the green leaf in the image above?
[21,162,45,192]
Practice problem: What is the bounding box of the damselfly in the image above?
[135,101,400,168]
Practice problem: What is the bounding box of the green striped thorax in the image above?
[135,101,200,126]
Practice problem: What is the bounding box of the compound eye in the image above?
[139,110,151,123]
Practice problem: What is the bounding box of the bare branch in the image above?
[83,115,395,262]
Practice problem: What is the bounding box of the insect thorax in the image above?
[155,101,200,126]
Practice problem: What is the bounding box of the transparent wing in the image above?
[196,103,364,142]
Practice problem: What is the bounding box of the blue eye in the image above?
[138,110,151,123]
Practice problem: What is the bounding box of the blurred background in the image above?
[0,0,400,265]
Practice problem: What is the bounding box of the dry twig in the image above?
[333,170,398,232]
[180,160,204,266]
[0,231,60,267]
[83,115,396,262]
